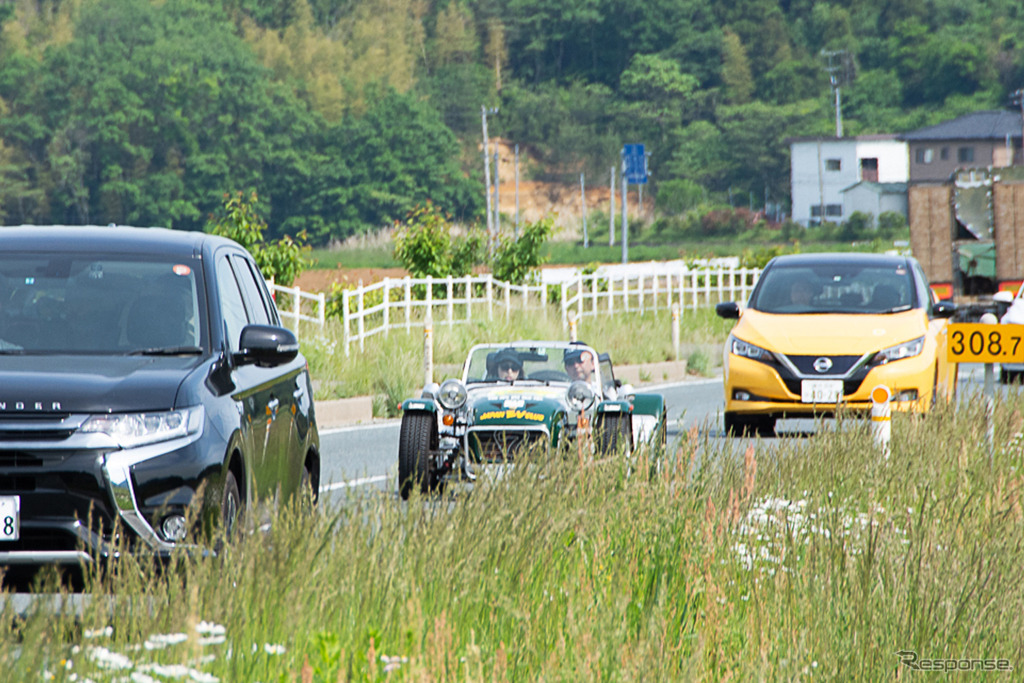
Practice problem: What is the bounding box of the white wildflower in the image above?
[144,633,188,650]
[264,644,287,655]
[195,622,226,636]
[87,646,134,671]
[84,626,114,639]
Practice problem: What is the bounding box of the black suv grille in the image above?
[0,415,76,441]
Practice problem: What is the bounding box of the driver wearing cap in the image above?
[493,347,522,382]
[563,343,596,382]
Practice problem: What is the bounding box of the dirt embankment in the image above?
[293,138,653,292]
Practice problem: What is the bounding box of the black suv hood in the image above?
[0,355,202,414]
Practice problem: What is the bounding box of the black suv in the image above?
[0,226,320,565]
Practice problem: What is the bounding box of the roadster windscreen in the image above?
[464,346,571,383]
[0,253,206,354]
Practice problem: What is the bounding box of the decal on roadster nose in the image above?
[479,409,545,422]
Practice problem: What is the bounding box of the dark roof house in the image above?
[898,109,1024,182]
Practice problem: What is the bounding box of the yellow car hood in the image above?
[735,309,930,354]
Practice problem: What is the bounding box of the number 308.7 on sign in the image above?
[947,323,1024,363]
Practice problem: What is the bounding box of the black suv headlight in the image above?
[727,335,775,363]
[81,406,204,448]
[870,336,925,366]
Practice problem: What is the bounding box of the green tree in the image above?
[206,192,311,286]
[392,202,484,278]
[491,217,552,284]
[721,29,754,104]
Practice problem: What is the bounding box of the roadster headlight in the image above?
[567,380,595,411]
[81,406,204,448]
[728,335,775,363]
[437,378,468,410]
[871,336,925,365]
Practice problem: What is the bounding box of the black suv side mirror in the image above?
[236,325,299,367]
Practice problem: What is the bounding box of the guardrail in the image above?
[341,275,545,355]
[267,279,326,337]
[558,266,761,324]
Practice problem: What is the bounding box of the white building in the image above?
[788,135,908,226]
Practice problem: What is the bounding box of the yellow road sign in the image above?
[947,323,1024,363]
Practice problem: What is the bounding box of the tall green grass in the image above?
[6,392,1024,680]
[300,306,732,414]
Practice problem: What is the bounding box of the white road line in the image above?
[319,475,389,492]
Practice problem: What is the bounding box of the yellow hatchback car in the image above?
[716,253,958,436]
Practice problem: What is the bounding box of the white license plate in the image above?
[801,380,843,404]
[0,496,20,541]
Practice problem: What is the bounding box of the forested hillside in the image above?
[1,0,1022,245]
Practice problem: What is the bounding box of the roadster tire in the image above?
[398,412,438,500]
[597,413,633,454]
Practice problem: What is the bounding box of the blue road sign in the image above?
[622,144,647,184]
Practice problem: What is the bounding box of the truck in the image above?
[908,166,1024,315]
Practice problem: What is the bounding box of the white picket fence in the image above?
[336,266,761,355]
[341,275,546,355]
[267,280,326,337]
[558,266,761,323]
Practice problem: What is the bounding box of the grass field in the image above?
[6,391,1024,681]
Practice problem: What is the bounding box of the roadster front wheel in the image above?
[398,412,438,500]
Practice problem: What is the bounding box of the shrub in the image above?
[206,192,311,286]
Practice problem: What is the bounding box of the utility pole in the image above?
[821,50,852,138]
[514,144,520,238]
[580,173,588,248]
[493,147,500,233]
[609,166,616,246]
[621,158,628,264]
[481,106,498,256]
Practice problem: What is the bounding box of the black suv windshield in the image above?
[0,253,204,354]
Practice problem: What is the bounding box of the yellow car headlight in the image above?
[871,336,925,366]
[728,335,775,363]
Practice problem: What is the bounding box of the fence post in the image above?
[487,274,494,321]
[568,310,578,342]
[691,270,698,312]
[639,274,645,314]
[404,277,412,331]
[672,302,681,361]
[504,279,511,321]
[608,276,615,315]
[383,278,390,339]
[424,311,434,387]
[343,289,351,357]
[293,285,302,338]
[357,280,365,353]
[318,291,326,328]
[426,276,433,328]
[576,273,584,320]
[466,275,473,323]
[560,281,568,331]
[446,275,454,326]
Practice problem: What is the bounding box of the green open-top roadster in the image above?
[398,340,667,499]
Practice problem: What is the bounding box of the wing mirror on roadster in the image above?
[235,324,300,367]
